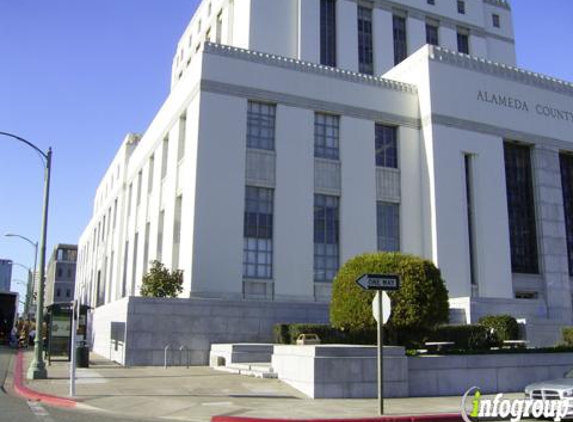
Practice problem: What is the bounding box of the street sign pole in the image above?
[355,274,400,417]
[377,291,384,415]
[70,301,77,397]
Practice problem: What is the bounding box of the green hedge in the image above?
[275,323,499,351]
[426,325,496,350]
[563,327,573,346]
[478,315,519,343]
[273,323,377,345]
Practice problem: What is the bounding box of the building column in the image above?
[298,0,320,63]
[336,0,358,72]
[532,145,572,322]
[372,7,393,75]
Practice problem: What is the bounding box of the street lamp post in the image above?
[5,234,39,317]
[0,131,51,380]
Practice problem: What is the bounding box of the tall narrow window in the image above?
[136,170,142,207]
[161,137,169,180]
[492,14,500,28]
[377,202,400,251]
[177,114,186,162]
[113,199,118,228]
[127,183,133,216]
[157,210,165,262]
[172,196,183,270]
[143,222,150,274]
[96,271,103,307]
[108,251,114,303]
[457,29,470,54]
[131,232,139,295]
[247,101,276,150]
[560,153,573,276]
[122,241,129,298]
[464,154,478,287]
[102,257,108,305]
[314,194,339,282]
[375,124,398,168]
[426,21,439,46]
[314,113,340,160]
[148,155,155,194]
[393,15,407,65]
[107,207,112,237]
[504,143,538,274]
[216,12,223,43]
[320,0,337,67]
[357,6,373,75]
[243,187,273,279]
[457,0,465,14]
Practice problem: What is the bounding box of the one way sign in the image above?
[355,274,400,291]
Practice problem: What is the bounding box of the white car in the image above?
[525,370,573,417]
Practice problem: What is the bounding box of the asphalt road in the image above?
[0,346,182,422]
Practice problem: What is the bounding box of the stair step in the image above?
[213,362,278,379]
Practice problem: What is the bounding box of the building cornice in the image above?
[203,42,418,95]
[483,0,511,11]
[201,79,421,130]
[428,46,573,97]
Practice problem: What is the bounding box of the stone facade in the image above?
[532,145,572,322]
[216,344,573,399]
[91,296,329,366]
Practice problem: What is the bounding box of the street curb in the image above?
[212,414,463,422]
[13,350,77,408]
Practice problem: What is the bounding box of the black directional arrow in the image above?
[355,274,400,291]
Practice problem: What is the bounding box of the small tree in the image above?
[330,252,449,335]
[140,260,183,298]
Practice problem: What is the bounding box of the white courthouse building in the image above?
[77,0,573,359]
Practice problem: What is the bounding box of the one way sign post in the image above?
[355,274,400,291]
[355,273,401,416]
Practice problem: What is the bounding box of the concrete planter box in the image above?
[271,345,408,398]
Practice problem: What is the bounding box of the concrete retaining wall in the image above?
[408,353,573,397]
[91,297,130,365]
[272,345,408,398]
[91,296,329,366]
[231,344,573,399]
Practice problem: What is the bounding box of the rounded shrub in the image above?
[478,315,519,343]
[330,252,450,333]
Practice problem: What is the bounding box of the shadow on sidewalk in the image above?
[46,372,230,380]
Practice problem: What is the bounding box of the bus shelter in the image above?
[45,303,89,363]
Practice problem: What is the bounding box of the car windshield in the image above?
[565,370,573,378]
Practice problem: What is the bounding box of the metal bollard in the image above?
[164,345,170,369]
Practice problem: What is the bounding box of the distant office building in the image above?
[45,245,77,307]
[0,260,12,292]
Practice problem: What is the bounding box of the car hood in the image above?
[527,379,573,391]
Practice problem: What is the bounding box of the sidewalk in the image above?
[16,350,471,421]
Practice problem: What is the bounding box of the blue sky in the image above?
[0,1,571,310]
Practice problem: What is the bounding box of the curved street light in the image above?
[0,131,51,380]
